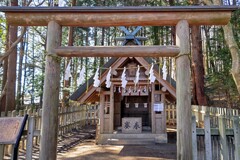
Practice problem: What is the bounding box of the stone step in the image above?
[98,133,168,144]
[107,138,155,145]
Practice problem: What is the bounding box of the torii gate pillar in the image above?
[40,21,61,160]
[176,20,192,160]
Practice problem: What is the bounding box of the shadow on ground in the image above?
[58,126,177,160]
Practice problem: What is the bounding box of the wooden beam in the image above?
[176,20,192,160]
[54,46,180,57]
[2,6,235,26]
[40,21,61,160]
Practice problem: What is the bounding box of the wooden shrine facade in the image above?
[70,57,176,144]
[0,6,237,160]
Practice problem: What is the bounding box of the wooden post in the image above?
[161,93,166,133]
[39,21,61,160]
[192,116,197,160]
[109,85,114,133]
[204,115,212,160]
[99,94,104,134]
[176,20,192,160]
[233,116,240,160]
[219,116,228,160]
[0,145,4,160]
[151,83,156,133]
[26,117,35,160]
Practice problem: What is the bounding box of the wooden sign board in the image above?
[0,117,24,144]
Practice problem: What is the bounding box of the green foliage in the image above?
[0,15,6,53]
[204,26,240,107]
[231,9,240,48]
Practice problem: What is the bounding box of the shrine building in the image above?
[70,57,176,144]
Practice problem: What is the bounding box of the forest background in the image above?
[0,0,239,115]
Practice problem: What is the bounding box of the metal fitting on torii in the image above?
[116,26,148,46]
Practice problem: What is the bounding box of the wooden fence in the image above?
[0,104,92,160]
[165,104,239,127]
[165,104,240,160]
[1,103,239,160]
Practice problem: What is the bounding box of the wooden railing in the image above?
[192,114,240,159]
[165,104,239,127]
[0,104,89,160]
[165,104,176,126]
[166,104,240,159]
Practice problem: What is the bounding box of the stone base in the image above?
[122,117,142,133]
[154,134,168,143]
[97,133,168,145]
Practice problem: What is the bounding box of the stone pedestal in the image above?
[122,117,142,133]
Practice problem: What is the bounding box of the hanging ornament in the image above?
[142,86,147,93]
[128,87,132,95]
[149,63,156,83]
[144,103,148,108]
[121,67,128,88]
[162,58,167,80]
[93,67,100,87]
[118,87,121,93]
[64,60,72,81]
[77,67,85,85]
[134,65,140,86]
[105,67,112,88]
[138,87,141,96]
[149,86,152,92]
[135,103,139,108]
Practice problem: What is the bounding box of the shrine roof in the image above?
[69,57,176,102]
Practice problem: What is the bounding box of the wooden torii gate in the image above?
[0,6,237,160]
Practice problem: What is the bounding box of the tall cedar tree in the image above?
[5,0,18,114]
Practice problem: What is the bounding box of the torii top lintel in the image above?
[0,6,238,27]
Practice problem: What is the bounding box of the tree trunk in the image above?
[223,23,240,94]
[100,27,105,66]
[204,0,240,94]
[31,32,35,105]
[0,25,9,114]
[93,27,98,73]
[16,38,24,110]
[22,37,28,106]
[5,0,18,114]
[62,0,76,107]
[191,26,208,105]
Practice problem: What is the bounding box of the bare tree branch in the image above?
[0,26,27,66]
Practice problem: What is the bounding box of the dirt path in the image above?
[57,140,176,160]
[4,126,176,160]
[58,126,177,160]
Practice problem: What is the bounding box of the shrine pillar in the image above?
[176,20,192,160]
[40,21,61,160]
[109,85,114,133]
